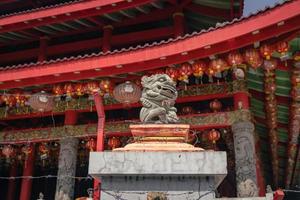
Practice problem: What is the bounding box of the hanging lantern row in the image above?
[162,41,290,83]
[53,79,114,97]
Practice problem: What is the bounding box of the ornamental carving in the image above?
[0,80,247,119]
[0,110,250,143]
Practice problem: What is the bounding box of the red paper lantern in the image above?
[182,106,194,115]
[244,48,260,64]
[64,83,74,97]
[207,129,221,144]
[165,67,178,81]
[39,143,49,154]
[227,51,243,66]
[21,144,33,160]
[209,59,227,73]
[18,95,28,107]
[86,138,96,152]
[100,79,112,93]
[260,44,274,60]
[178,63,192,82]
[250,57,263,70]
[263,58,277,71]
[265,81,276,94]
[52,84,64,96]
[192,61,207,77]
[209,99,222,112]
[276,41,289,55]
[86,81,100,94]
[13,89,23,105]
[74,83,85,96]
[2,145,15,158]
[4,95,17,108]
[108,137,121,150]
[205,66,215,76]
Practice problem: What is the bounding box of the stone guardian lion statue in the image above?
[139,74,179,124]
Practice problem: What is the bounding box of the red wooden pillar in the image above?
[102,25,113,53]
[233,92,249,110]
[64,110,78,125]
[38,36,48,62]
[93,93,105,200]
[6,162,17,200]
[172,12,185,37]
[19,144,35,200]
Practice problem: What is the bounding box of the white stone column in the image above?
[232,121,259,197]
[55,138,79,200]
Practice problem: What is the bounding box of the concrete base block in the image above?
[89,151,227,200]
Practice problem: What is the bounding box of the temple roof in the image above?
[0,0,300,191]
[0,0,298,89]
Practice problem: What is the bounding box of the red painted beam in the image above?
[0,0,153,33]
[0,26,173,64]
[0,0,299,89]
[184,4,231,20]
[0,6,175,48]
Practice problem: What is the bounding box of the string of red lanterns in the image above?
[0,41,290,112]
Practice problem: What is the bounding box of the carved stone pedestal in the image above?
[89,151,227,200]
[89,124,227,200]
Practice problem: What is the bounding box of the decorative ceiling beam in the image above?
[0,6,175,47]
[184,4,231,20]
[0,26,174,64]
[0,0,299,88]
[285,66,300,188]
[0,0,153,33]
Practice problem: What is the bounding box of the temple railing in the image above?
[0,110,251,143]
[0,80,247,119]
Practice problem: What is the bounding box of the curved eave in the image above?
[0,0,153,33]
[0,0,299,89]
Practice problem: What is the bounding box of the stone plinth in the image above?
[114,124,203,151]
[89,151,227,200]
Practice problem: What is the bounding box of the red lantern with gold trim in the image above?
[2,144,15,159]
[244,49,260,64]
[64,83,74,97]
[276,41,289,56]
[207,129,221,144]
[53,84,64,97]
[263,58,277,71]
[21,144,33,164]
[5,95,16,108]
[209,99,222,112]
[74,83,85,96]
[86,81,100,94]
[182,106,194,115]
[250,57,263,70]
[178,63,192,82]
[165,67,178,81]
[227,51,243,66]
[100,79,113,94]
[260,44,274,60]
[192,60,207,78]
[108,137,121,150]
[86,138,96,152]
[209,59,227,73]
